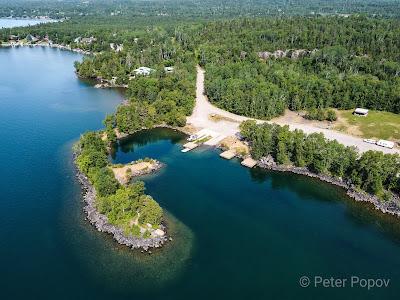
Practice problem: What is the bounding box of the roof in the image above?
[354,108,369,114]
[134,67,155,75]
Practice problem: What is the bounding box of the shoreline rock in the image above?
[1,42,94,55]
[258,156,400,218]
[73,152,168,251]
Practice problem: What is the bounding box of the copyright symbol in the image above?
[299,276,310,288]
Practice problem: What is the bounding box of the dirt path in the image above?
[187,66,399,154]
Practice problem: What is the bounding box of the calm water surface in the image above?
[0,18,55,28]
[1,47,400,300]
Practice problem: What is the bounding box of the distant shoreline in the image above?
[0,42,93,56]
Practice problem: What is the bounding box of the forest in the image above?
[4,13,399,121]
[75,131,163,237]
[197,17,400,119]
[240,120,400,199]
[2,0,400,19]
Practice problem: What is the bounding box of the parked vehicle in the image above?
[363,139,377,145]
[376,140,395,149]
[187,134,198,142]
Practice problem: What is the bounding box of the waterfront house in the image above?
[9,35,19,41]
[134,67,155,76]
[81,37,96,44]
[26,34,39,43]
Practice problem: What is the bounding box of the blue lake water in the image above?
[1,46,400,299]
[0,18,55,28]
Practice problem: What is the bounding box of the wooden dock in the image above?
[220,150,236,160]
[182,142,199,152]
[241,157,257,168]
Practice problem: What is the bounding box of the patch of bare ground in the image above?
[271,109,336,130]
[209,113,240,123]
[334,111,363,137]
[218,136,249,156]
[111,159,161,185]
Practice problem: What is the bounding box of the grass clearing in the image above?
[336,110,400,142]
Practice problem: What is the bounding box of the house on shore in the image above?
[74,36,96,45]
[134,67,155,76]
[26,34,39,43]
[353,108,369,116]
[9,35,19,41]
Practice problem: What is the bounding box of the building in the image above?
[75,36,96,45]
[134,67,155,76]
[353,108,369,116]
[26,34,39,43]
[81,37,96,44]
[164,66,174,73]
[9,35,19,41]
[110,43,124,52]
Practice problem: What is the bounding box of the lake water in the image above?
[0,18,55,28]
[1,46,400,299]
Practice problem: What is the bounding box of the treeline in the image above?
[4,13,400,121]
[101,64,195,137]
[3,0,400,19]
[197,16,400,119]
[75,131,163,237]
[240,120,400,198]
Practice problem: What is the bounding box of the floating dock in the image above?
[181,128,225,153]
[181,142,199,152]
[241,157,258,168]
[220,150,236,160]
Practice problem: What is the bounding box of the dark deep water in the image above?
[1,47,400,300]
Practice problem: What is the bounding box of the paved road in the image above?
[187,66,399,154]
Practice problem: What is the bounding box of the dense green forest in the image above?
[4,13,398,120]
[197,17,400,119]
[240,120,400,199]
[75,131,163,237]
[2,0,400,19]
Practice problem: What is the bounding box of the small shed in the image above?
[354,108,369,116]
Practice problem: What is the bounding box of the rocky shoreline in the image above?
[1,42,94,55]
[73,153,168,251]
[258,156,400,218]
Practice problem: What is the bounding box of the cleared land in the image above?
[188,66,399,154]
[111,160,158,185]
[335,110,400,143]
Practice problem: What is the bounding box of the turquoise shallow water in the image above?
[1,46,400,299]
